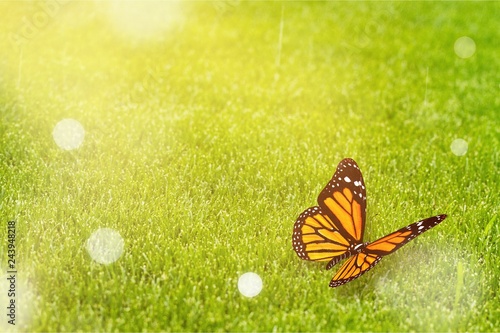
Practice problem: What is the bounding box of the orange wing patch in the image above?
[366,230,412,252]
[322,187,363,242]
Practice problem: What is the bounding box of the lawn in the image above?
[0,1,499,332]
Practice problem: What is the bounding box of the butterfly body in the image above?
[292,158,447,288]
[326,242,368,270]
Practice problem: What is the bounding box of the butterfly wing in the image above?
[364,214,447,256]
[317,158,366,245]
[329,214,447,288]
[292,206,352,262]
[292,158,367,267]
[329,252,382,288]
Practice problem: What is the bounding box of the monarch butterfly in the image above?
[292,158,447,288]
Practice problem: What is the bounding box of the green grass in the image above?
[1,1,499,332]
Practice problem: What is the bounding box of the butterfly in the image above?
[292,158,447,288]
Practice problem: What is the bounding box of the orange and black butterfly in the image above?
[292,158,447,288]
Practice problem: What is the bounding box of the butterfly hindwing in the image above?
[329,252,382,288]
[292,206,352,262]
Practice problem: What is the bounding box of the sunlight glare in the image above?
[105,0,183,41]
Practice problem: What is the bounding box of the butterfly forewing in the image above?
[365,214,447,256]
[317,158,366,244]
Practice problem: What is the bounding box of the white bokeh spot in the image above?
[52,118,85,150]
[454,36,476,59]
[238,272,263,298]
[450,138,468,156]
[86,228,124,265]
